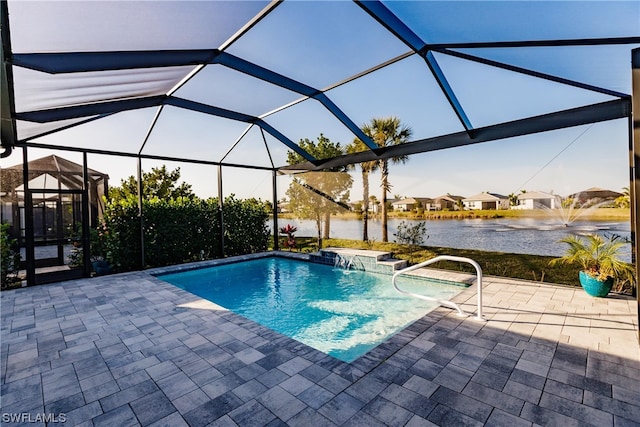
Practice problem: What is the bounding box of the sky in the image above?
[2,1,639,202]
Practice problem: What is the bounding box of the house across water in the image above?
[463,192,509,210]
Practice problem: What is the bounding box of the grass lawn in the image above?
[275,208,633,294]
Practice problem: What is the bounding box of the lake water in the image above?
[280,217,632,261]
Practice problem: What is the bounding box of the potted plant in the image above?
[550,234,635,297]
[91,256,113,276]
[67,244,84,269]
[90,224,113,276]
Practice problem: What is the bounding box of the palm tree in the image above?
[615,186,630,208]
[361,117,412,242]
[347,138,378,241]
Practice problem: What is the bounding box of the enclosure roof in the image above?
[4,154,108,177]
[1,1,639,171]
[0,154,108,197]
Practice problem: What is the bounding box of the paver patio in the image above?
[1,253,639,426]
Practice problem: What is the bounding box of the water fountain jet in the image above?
[537,193,614,230]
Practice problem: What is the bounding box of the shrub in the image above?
[550,234,635,283]
[102,195,269,272]
[393,221,428,262]
[222,196,270,256]
[102,196,144,271]
[1,223,21,288]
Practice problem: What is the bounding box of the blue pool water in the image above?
[158,257,466,362]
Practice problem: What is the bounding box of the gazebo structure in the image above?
[1,154,108,283]
[0,1,639,330]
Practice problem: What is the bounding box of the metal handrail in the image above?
[392,255,484,321]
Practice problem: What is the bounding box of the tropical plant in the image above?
[346,138,378,241]
[615,186,630,208]
[361,117,412,242]
[509,189,527,207]
[279,224,297,250]
[550,234,635,283]
[279,224,297,236]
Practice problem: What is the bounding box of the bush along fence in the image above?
[101,195,270,272]
[1,222,21,289]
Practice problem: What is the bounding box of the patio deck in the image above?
[1,257,639,426]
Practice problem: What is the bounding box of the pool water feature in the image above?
[158,256,466,362]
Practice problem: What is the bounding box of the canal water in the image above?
[280,217,632,260]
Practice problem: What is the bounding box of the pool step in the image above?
[377,258,408,271]
[311,248,407,274]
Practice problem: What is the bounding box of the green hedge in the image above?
[1,223,21,288]
[102,195,269,272]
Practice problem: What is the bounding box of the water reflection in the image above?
[267,263,283,307]
[469,218,613,233]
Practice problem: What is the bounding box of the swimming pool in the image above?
[158,256,466,362]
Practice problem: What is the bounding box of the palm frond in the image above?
[550,234,634,282]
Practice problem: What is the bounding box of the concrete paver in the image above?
[1,254,638,426]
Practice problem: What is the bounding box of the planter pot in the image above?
[579,271,613,297]
[92,260,112,276]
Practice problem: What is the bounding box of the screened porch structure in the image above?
[1,1,640,327]
[0,154,108,283]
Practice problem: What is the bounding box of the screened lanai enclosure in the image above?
[1,154,108,284]
[1,0,640,314]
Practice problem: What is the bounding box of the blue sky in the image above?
[2,1,639,201]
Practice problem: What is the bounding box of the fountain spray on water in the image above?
[539,193,614,228]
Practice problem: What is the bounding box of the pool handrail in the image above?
[392,255,484,321]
